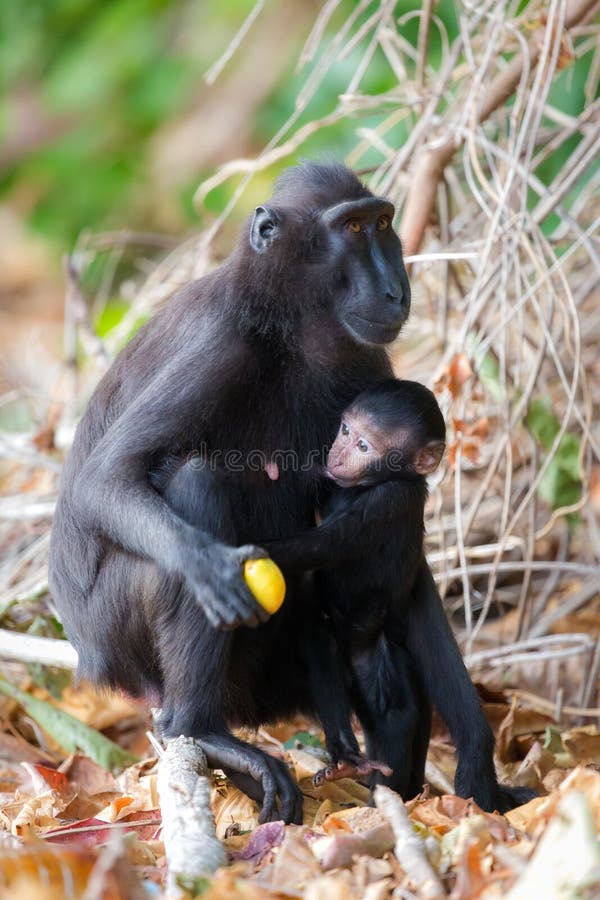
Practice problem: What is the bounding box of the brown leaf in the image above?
[267,826,322,896]
[304,873,358,900]
[411,795,517,841]
[44,810,161,846]
[435,353,473,399]
[450,841,487,900]
[235,820,285,866]
[495,702,550,764]
[322,815,352,834]
[562,728,600,765]
[59,753,118,795]
[323,806,390,833]
[311,823,395,870]
[32,406,60,452]
[0,842,129,898]
[446,436,482,468]
[513,741,555,791]
[451,416,489,439]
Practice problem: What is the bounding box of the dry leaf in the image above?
[513,741,555,791]
[212,782,259,838]
[450,841,488,900]
[524,766,600,834]
[304,873,357,900]
[0,842,126,899]
[267,826,322,896]
[446,437,482,467]
[561,728,600,765]
[412,795,516,841]
[60,753,119,795]
[235,820,285,866]
[435,353,473,398]
[452,417,489,439]
[312,823,395,870]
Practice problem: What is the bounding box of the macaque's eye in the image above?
[357,439,369,453]
[376,215,390,231]
[341,422,349,436]
[346,219,361,234]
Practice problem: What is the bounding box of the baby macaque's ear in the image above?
[413,440,445,475]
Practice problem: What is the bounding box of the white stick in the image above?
[374,785,445,899]
[0,629,78,669]
[157,736,226,898]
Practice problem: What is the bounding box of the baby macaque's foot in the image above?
[313,757,392,787]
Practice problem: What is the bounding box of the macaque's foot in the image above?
[473,783,538,814]
[456,765,538,813]
[199,733,303,824]
[313,756,393,787]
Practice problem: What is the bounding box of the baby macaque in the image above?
[267,379,446,795]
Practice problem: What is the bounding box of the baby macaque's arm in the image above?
[265,509,363,571]
[265,485,400,572]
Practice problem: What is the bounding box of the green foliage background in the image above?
[1,0,595,254]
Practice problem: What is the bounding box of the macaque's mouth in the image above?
[325,469,358,487]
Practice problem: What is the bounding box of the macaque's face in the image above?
[326,408,445,487]
[326,412,386,486]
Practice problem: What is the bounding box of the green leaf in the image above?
[95,298,129,336]
[537,459,582,510]
[283,731,323,750]
[176,874,212,897]
[543,726,563,753]
[526,399,560,451]
[478,350,504,402]
[526,399,582,514]
[0,676,138,772]
[555,432,581,482]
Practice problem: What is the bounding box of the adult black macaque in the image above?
[266,379,446,796]
[49,162,530,824]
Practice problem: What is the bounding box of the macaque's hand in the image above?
[188,543,270,629]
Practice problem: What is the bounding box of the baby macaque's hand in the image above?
[313,757,392,787]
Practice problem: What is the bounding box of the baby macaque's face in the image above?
[326,411,389,486]
[326,408,444,487]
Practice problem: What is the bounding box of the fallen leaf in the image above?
[324,806,390,833]
[0,841,125,898]
[412,795,517,841]
[513,741,555,791]
[311,823,395,870]
[450,840,487,900]
[267,826,322,896]
[304,873,357,899]
[44,809,161,846]
[505,792,600,899]
[561,728,600,765]
[212,781,259,838]
[59,753,118,795]
[322,815,353,834]
[235,820,285,865]
[525,766,600,833]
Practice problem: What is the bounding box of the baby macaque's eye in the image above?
[341,422,349,436]
[357,439,369,453]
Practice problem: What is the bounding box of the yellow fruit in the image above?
[243,558,286,614]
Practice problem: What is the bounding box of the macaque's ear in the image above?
[250,206,281,252]
[413,440,445,475]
